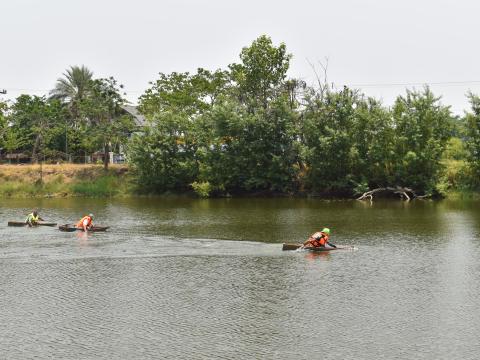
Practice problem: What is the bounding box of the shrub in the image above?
[191,181,213,198]
[71,175,119,197]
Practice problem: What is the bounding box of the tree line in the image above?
[129,35,480,197]
[2,35,480,197]
[0,67,134,169]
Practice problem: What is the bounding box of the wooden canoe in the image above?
[58,224,110,232]
[8,221,57,227]
[282,243,355,251]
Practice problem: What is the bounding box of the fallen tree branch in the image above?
[356,186,428,201]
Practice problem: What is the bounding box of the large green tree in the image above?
[129,111,199,192]
[134,68,230,193]
[464,93,480,185]
[229,35,291,111]
[351,97,396,189]
[196,97,300,194]
[80,77,134,170]
[302,87,361,194]
[139,68,230,118]
[9,95,66,162]
[392,87,452,192]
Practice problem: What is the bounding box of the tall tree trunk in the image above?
[32,134,42,164]
[103,142,109,170]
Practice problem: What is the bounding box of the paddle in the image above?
[59,224,78,232]
[282,243,355,251]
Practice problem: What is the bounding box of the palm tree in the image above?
[50,65,93,103]
[50,65,93,161]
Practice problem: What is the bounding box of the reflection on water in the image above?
[0,198,479,359]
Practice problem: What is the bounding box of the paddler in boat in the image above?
[303,228,336,249]
[25,210,44,227]
[76,213,94,231]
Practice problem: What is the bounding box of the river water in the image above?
[0,198,479,359]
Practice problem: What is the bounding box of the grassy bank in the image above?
[1,162,479,199]
[0,164,132,198]
[435,159,480,200]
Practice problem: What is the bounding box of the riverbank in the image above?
[0,164,131,198]
[1,163,478,199]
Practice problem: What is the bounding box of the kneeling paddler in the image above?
[25,210,44,227]
[303,228,336,249]
[76,213,94,232]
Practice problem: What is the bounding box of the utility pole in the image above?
[65,119,68,162]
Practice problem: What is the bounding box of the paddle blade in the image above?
[282,243,302,251]
[58,224,78,232]
[8,221,27,227]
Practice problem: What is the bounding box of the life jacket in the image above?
[26,213,39,222]
[76,216,93,229]
[308,231,329,247]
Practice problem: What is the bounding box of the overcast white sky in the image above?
[1,0,480,114]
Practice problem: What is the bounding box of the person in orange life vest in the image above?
[76,213,94,231]
[303,228,336,248]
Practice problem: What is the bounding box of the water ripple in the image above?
[1,199,480,359]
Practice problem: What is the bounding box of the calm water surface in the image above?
[0,198,479,359]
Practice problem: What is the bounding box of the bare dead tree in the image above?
[306,57,330,100]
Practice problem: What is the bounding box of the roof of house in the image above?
[120,105,146,127]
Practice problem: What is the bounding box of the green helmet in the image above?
[322,228,330,234]
[89,213,94,219]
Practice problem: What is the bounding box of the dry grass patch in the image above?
[0,164,128,182]
[0,164,131,197]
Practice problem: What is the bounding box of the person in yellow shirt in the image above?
[25,210,44,227]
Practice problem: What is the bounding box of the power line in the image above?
[4,80,480,94]
[2,87,144,94]
[346,80,480,88]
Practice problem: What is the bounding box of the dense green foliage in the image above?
[391,89,452,191]
[2,36,480,197]
[197,99,300,193]
[7,95,68,161]
[0,66,135,168]
[79,77,135,169]
[465,93,480,185]
[130,35,479,197]
[129,111,199,192]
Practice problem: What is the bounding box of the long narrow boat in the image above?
[282,243,355,251]
[8,221,57,227]
[58,224,110,232]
